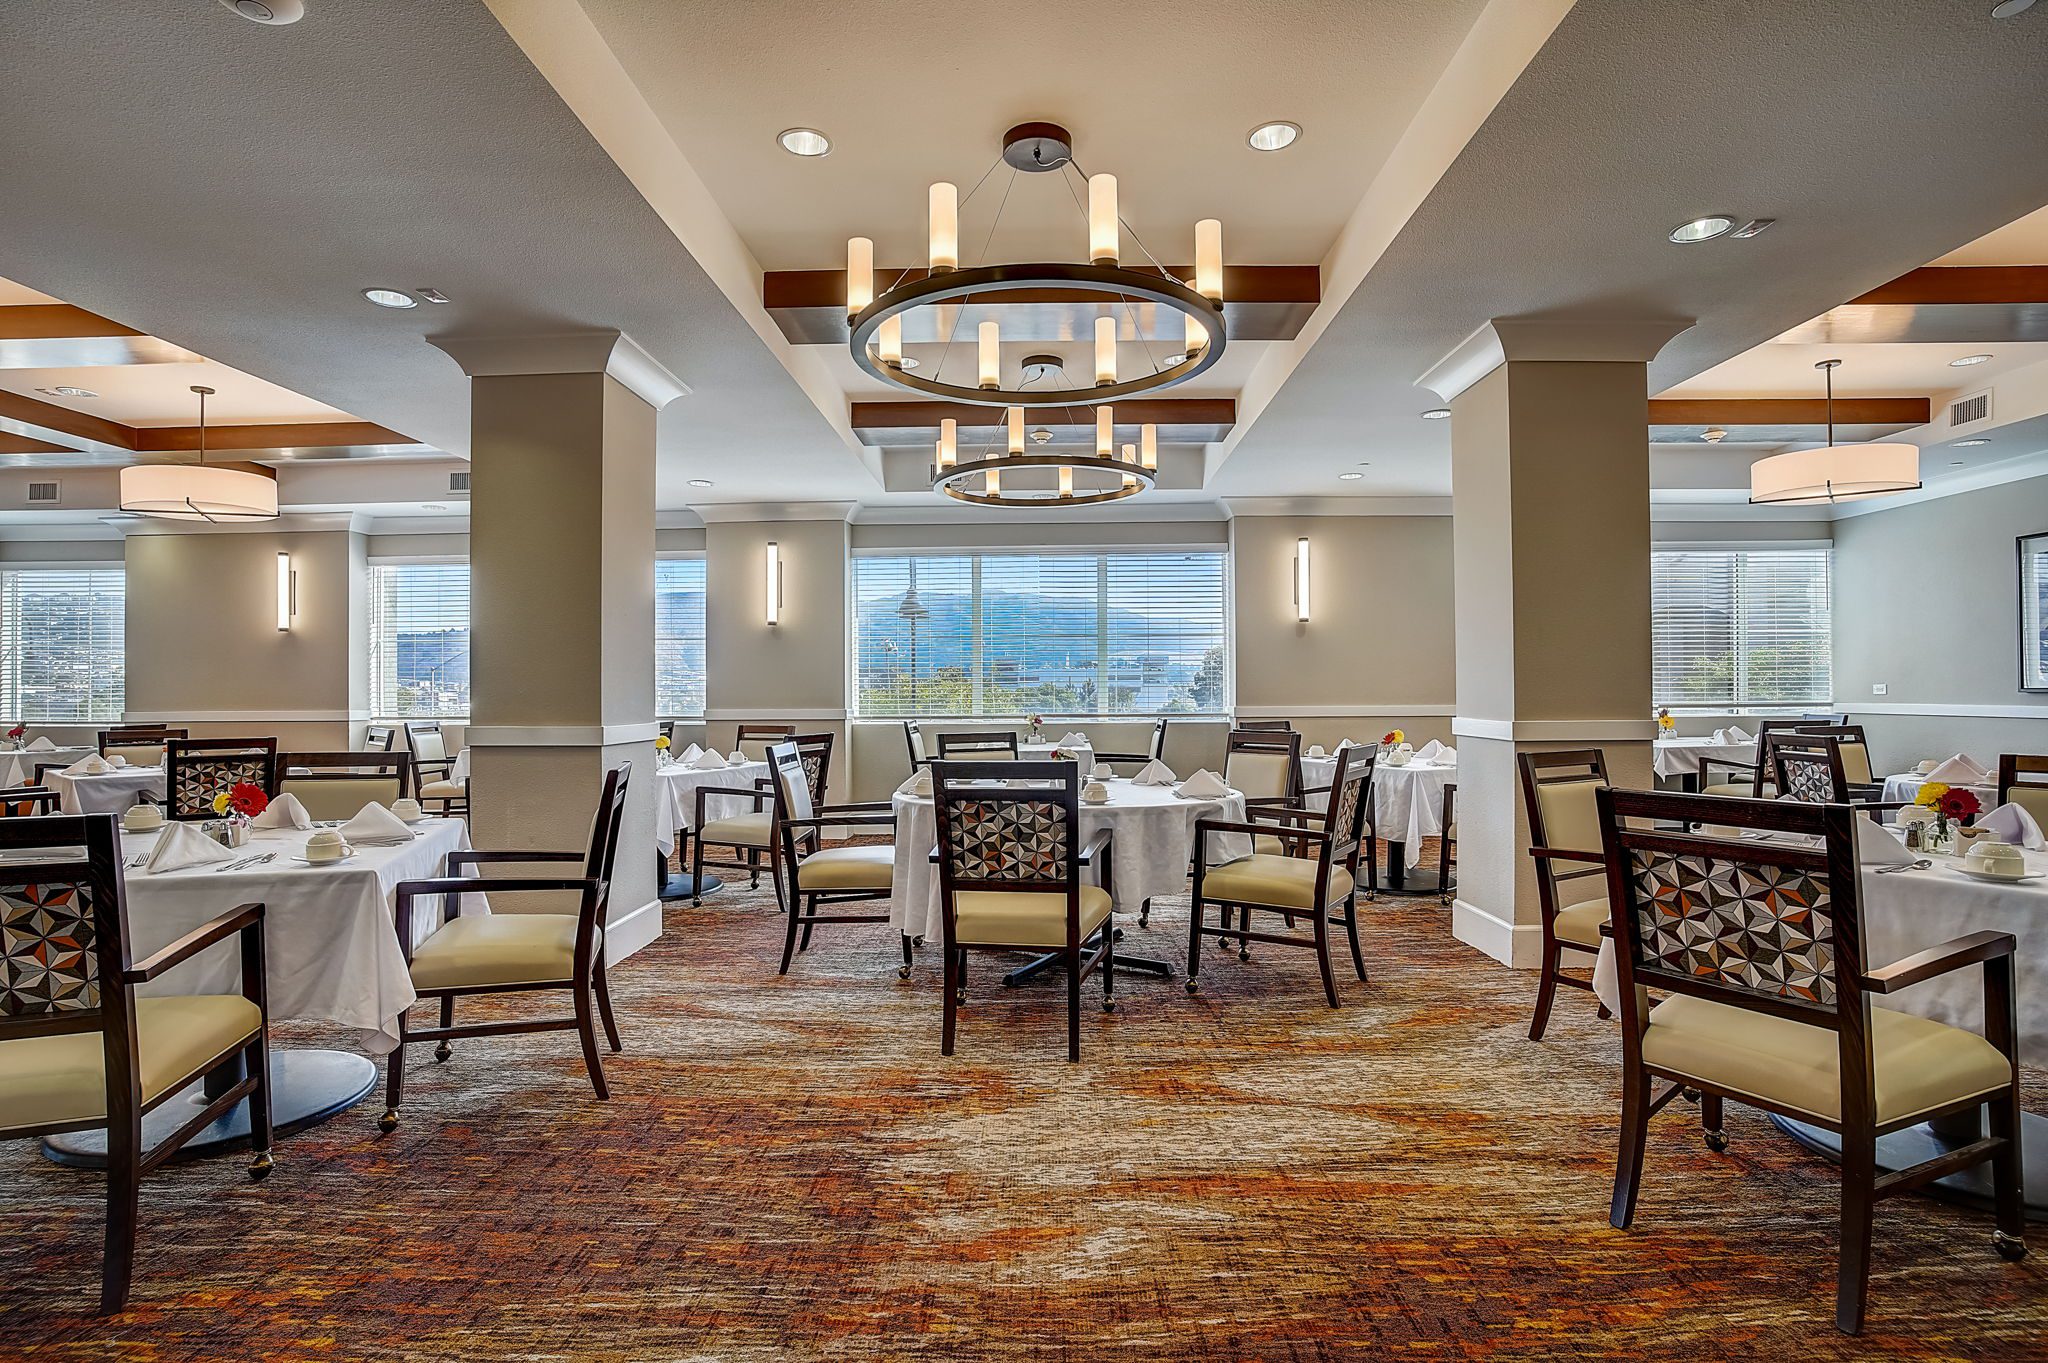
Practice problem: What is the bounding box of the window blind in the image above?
[2024,539,2048,690]
[655,557,708,717]
[0,567,125,722]
[851,549,1230,717]
[1651,549,1831,708]
[369,563,470,717]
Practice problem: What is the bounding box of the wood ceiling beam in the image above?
[0,432,72,456]
[1847,266,2048,306]
[1773,267,2048,345]
[0,387,430,461]
[1647,397,1930,426]
[0,304,145,341]
[0,304,193,369]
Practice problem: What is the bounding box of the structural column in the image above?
[1421,318,1689,967]
[431,332,686,962]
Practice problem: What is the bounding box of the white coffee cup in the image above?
[122,803,161,831]
[1915,759,1939,775]
[1089,762,1112,780]
[1082,780,1109,804]
[304,828,348,863]
[1964,840,2025,879]
[390,797,424,822]
[1306,744,1327,758]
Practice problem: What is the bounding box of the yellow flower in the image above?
[1390,729,1405,744]
[654,735,671,750]
[212,791,231,815]
[1915,782,1950,807]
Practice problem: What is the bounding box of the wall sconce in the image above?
[1293,537,1311,623]
[764,541,783,627]
[276,551,298,631]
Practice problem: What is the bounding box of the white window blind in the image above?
[656,557,707,717]
[0,567,125,722]
[369,563,470,717]
[1652,549,1832,709]
[851,549,1230,717]
[2024,538,2048,691]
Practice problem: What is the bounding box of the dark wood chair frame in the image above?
[1231,718,1293,731]
[1519,747,1613,1040]
[935,730,1021,759]
[1187,744,1374,1008]
[274,751,414,808]
[1091,718,1170,771]
[363,725,398,752]
[381,764,631,1132]
[0,813,272,1313]
[763,740,905,976]
[1596,787,2026,1334]
[1436,782,1458,906]
[95,726,186,765]
[1997,752,2048,807]
[930,760,1115,1062]
[164,737,279,821]
[402,720,467,817]
[1770,735,1905,815]
[902,720,930,771]
[733,722,798,762]
[0,784,62,816]
[689,732,832,903]
[1697,718,1828,796]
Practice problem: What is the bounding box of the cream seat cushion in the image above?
[698,811,772,848]
[408,914,593,991]
[1201,854,1353,910]
[0,995,260,1136]
[1642,994,2012,1126]
[1553,899,1608,950]
[954,885,1112,948]
[419,779,467,800]
[797,844,894,891]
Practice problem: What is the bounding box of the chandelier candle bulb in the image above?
[978,321,1001,389]
[937,418,957,470]
[1122,472,1138,492]
[1121,442,1137,465]
[1007,406,1025,454]
[878,314,903,367]
[1094,316,1117,385]
[1195,219,1223,300]
[929,182,958,273]
[1088,173,1118,265]
[1097,405,1114,457]
[1184,309,1207,356]
[845,236,873,319]
[1059,465,1074,499]
[1140,424,1158,471]
[985,467,1001,497]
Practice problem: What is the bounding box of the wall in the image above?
[1832,473,2048,771]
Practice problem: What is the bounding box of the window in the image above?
[851,549,1231,717]
[656,557,707,717]
[369,563,469,717]
[1652,549,1831,709]
[0,567,125,722]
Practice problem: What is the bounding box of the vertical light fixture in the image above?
[1121,443,1139,491]
[1006,405,1025,454]
[985,467,1001,496]
[1184,311,1206,359]
[1058,465,1074,499]
[845,236,873,319]
[764,541,782,627]
[878,314,903,367]
[978,320,1001,389]
[1121,441,1137,465]
[1088,173,1118,265]
[1293,537,1311,622]
[937,417,957,470]
[275,551,295,631]
[1094,315,1117,386]
[1096,405,1114,457]
[929,182,958,273]
[1140,423,1158,472]
[1195,218,1224,300]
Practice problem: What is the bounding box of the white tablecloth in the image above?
[48,764,166,815]
[655,759,770,856]
[1018,740,1096,770]
[448,747,470,783]
[0,746,94,788]
[1653,736,1755,780]
[889,779,1250,940]
[1304,754,1453,868]
[119,817,475,1055]
[1880,771,1999,814]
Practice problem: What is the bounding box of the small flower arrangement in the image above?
[1915,781,1981,849]
[4,723,22,751]
[1656,707,1676,734]
[1028,713,1044,741]
[212,781,270,820]
[1381,729,1405,747]
[655,734,671,752]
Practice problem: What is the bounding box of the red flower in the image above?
[1936,787,1981,823]
[227,781,270,818]
[5,724,22,741]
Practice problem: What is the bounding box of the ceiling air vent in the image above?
[1949,391,1992,428]
[26,481,60,506]
[448,471,471,493]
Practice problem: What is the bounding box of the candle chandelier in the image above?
[845,123,1224,507]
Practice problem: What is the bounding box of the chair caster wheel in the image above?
[1102,999,1116,1013]
[913,936,925,947]
[690,899,702,908]
[434,1041,452,1063]
[1237,949,1251,963]
[377,1109,399,1134]
[897,965,912,979]
[1138,914,1149,928]
[955,990,966,1005]
[1994,1230,2028,1262]
[1703,1129,1728,1153]
[1681,1087,1702,1103]
[248,1152,274,1181]
[1184,979,1199,995]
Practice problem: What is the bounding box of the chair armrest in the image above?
[1077,827,1113,865]
[1863,930,2017,994]
[696,785,771,802]
[447,849,583,870]
[125,902,264,982]
[1528,845,1604,864]
[398,876,595,897]
[783,811,895,829]
[1196,816,1329,844]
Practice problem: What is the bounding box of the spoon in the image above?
[1876,858,1933,875]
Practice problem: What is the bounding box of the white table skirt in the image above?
[0,746,94,788]
[655,760,770,856]
[889,780,1250,941]
[448,747,470,783]
[120,817,476,1055]
[1653,737,1755,780]
[48,765,166,815]
[1017,741,1096,770]
[1880,772,1999,814]
[1303,755,1452,868]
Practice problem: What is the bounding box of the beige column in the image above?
[430,333,685,962]
[1421,319,1690,967]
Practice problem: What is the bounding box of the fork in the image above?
[1876,858,1933,875]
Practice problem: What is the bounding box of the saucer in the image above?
[1947,864,2040,884]
[291,848,357,866]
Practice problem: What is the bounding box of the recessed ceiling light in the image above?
[1701,427,1728,443]
[1338,472,1364,480]
[362,287,417,309]
[37,386,97,399]
[1954,438,1990,447]
[1950,353,1993,367]
[687,479,714,488]
[1991,0,2036,17]
[1668,215,1736,244]
[1421,408,1451,420]
[777,127,831,157]
[1247,121,1301,152]
[218,0,305,23]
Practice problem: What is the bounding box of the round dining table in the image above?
[1303,751,1453,892]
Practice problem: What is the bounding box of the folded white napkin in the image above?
[109,754,131,768]
[1413,739,1445,761]
[1924,754,1991,785]
[678,742,704,763]
[1723,725,1752,744]
[1305,743,1328,758]
[61,754,110,776]
[251,792,312,830]
[1974,801,2047,851]
[1177,769,1229,800]
[25,736,56,752]
[689,749,727,770]
[897,770,933,798]
[339,803,413,846]
[727,749,748,765]
[1436,746,1458,766]
[144,822,237,873]
[1133,758,1178,786]
[1058,732,1089,748]
[1711,728,1733,745]
[1854,812,1916,867]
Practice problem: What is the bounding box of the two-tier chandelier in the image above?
[845,123,1226,507]
[119,384,280,522]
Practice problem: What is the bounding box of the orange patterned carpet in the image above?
[1,878,2041,1361]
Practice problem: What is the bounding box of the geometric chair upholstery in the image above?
[1996,753,2048,829]
[1596,787,2026,1335]
[1770,734,1902,815]
[0,813,273,1312]
[765,740,900,976]
[164,738,278,821]
[1517,747,1613,1040]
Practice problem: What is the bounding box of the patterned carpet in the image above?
[1,866,2042,1361]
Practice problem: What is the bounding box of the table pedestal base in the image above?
[1772,1109,2048,1224]
[1381,852,1442,897]
[1000,927,1174,988]
[42,1048,377,1169]
[657,851,725,902]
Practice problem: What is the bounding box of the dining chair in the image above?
[902,720,931,771]
[1595,787,2026,1334]
[1801,724,1881,797]
[164,738,278,821]
[381,763,631,1131]
[403,721,467,817]
[935,731,1020,759]
[1995,754,2048,826]
[1518,747,1612,1040]
[96,725,186,769]
[931,760,1116,1061]
[733,723,797,763]
[1187,744,1374,1008]
[363,724,397,752]
[1232,718,1293,731]
[1090,718,1169,772]
[1770,734,1901,812]
[764,740,903,975]
[0,812,273,1312]
[275,752,413,821]
[689,732,832,905]
[1436,783,1458,906]
[0,785,61,816]
[1801,711,1851,725]
[1222,726,1305,855]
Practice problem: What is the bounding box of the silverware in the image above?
[1876,858,1933,875]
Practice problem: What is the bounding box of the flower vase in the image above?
[1926,815,1952,855]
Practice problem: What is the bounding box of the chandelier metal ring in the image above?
[850,262,1226,407]
[934,452,1156,507]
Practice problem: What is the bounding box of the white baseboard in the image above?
[605,897,662,964]
[1451,897,1542,968]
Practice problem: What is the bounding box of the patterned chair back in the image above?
[1224,727,1301,804]
[1772,736,1848,805]
[0,815,132,1062]
[1318,745,1375,865]
[0,786,61,818]
[767,743,818,826]
[1998,754,2048,829]
[165,738,279,821]
[932,761,1078,901]
[1597,787,1856,1026]
[787,732,834,805]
